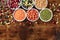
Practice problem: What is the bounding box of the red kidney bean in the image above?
[7,0,20,9]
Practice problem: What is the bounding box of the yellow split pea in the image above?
[35,0,48,9]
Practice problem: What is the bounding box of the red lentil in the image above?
[13,9,26,21]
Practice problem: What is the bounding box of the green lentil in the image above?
[40,9,51,21]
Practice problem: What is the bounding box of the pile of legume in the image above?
[35,0,47,9]
[40,8,53,22]
[27,9,39,22]
[13,9,26,21]
[7,0,21,10]
[22,0,34,10]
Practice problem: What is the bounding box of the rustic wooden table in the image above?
[0,0,60,40]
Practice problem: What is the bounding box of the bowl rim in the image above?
[39,8,53,22]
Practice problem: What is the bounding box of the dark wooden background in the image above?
[0,0,60,40]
